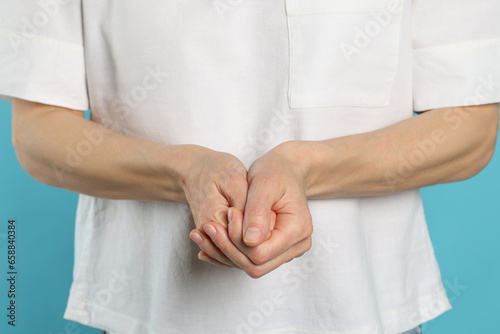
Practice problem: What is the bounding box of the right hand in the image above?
[181,146,248,268]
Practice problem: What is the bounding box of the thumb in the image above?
[242,186,273,247]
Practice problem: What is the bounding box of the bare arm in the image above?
[196,104,499,277]
[12,98,190,201]
[299,103,499,199]
[12,98,248,263]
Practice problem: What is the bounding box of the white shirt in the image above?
[1,1,500,333]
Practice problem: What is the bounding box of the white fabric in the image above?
[411,0,500,111]
[0,1,88,109]
[2,0,500,333]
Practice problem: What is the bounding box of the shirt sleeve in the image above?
[0,0,89,110]
[412,0,500,112]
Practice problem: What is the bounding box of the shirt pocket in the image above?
[285,0,403,108]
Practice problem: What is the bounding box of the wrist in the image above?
[156,144,211,203]
[270,140,332,196]
[301,134,374,199]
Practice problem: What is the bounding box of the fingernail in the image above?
[190,232,202,245]
[228,208,233,225]
[203,224,217,239]
[244,227,262,243]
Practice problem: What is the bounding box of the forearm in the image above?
[284,104,499,199]
[11,98,199,202]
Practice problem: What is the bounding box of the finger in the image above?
[266,210,277,241]
[213,208,229,229]
[230,209,311,265]
[228,207,274,263]
[213,178,246,228]
[242,179,276,247]
[204,222,257,271]
[244,238,312,278]
[223,173,248,211]
[214,219,313,278]
[252,213,311,264]
[198,251,234,268]
[189,229,235,267]
[227,207,244,247]
[260,236,313,272]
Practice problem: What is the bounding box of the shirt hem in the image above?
[64,289,451,334]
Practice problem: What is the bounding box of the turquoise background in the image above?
[0,99,498,334]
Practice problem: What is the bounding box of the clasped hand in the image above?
[183,142,313,278]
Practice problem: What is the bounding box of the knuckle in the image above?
[302,214,313,237]
[245,266,265,279]
[203,249,216,260]
[294,238,312,259]
[248,248,269,266]
[217,240,231,254]
[303,238,313,253]
[231,169,247,183]
[304,221,313,237]
[213,208,225,218]
[225,158,245,173]
[202,183,218,200]
[213,208,228,227]
[245,207,268,224]
[222,160,245,178]
[221,175,236,187]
